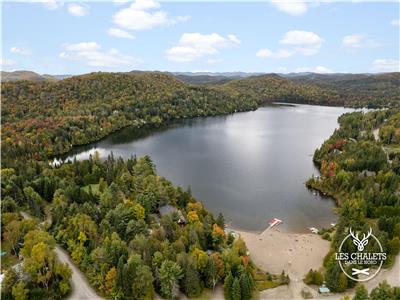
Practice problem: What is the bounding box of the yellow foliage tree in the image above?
[187,211,199,223]
[105,267,117,295]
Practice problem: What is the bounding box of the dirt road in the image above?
[55,246,103,300]
[20,212,103,300]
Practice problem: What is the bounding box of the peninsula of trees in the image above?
[306,109,400,293]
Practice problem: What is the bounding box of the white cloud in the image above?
[10,46,31,56]
[113,5,167,30]
[0,58,16,69]
[257,30,323,59]
[256,48,293,59]
[30,0,62,10]
[270,0,308,16]
[107,28,136,40]
[280,30,323,45]
[68,3,89,17]
[165,33,241,63]
[342,34,380,49]
[279,30,323,55]
[63,42,100,51]
[390,19,400,26]
[295,66,334,73]
[112,0,188,31]
[372,59,400,72]
[60,42,140,68]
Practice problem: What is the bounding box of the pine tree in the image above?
[216,213,225,228]
[224,272,234,300]
[183,263,202,297]
[204,256,217,289]
[231,278,241,300]
[116,255,126,291]
[369,281,394,300]
[353,284,369,300]
[240,272,252,300]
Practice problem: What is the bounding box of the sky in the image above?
[1,0,399,74]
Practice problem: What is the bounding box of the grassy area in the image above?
[253,268,290,291]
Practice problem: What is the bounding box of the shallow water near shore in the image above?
[60,104,353,232]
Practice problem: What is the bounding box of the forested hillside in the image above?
[306,109,400,292]
[0,72,268,299]
[1,72,260,161]
[4,71,398,163]
[220,75,342,106]
[1,155,259,299]
[290,72,400,108]
[1,71,61,82]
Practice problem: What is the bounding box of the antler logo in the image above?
[350,228,372,252]
[336,227,386,282]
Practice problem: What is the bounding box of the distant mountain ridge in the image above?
[2,69,399,107]
[1,70,72,82]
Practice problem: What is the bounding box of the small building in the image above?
[158,205,186,225]
[319,284,330,294]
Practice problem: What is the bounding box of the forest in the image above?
[1,71,400,299]
[306,109,400,293]
[2,72,400,162]
[1,154,262,299]
[1,72,261,161]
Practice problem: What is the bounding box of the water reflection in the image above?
[58,104,353,232]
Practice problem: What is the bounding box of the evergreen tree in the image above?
[369,281,395,300]
[353,284,369,300]
[224,272,234,300]
[183,262,202,297]
[204,256,217,289]
[216,213,225,228]
[231,278,241,300]
[240,272,252,300]
[159,260,183,299]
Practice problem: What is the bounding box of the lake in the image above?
[60,104,353,232]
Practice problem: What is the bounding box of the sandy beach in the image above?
[236,226,331,299]
[234,226,400,300]
[237,227,330,280]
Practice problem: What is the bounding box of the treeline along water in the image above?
[59,104,353,232]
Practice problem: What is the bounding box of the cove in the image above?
[60,104,353,232]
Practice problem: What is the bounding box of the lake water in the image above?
[61,104,353,232]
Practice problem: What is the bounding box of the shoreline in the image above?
[227,221,332,235]
[233,226,331,299]
[233,226,330,278]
